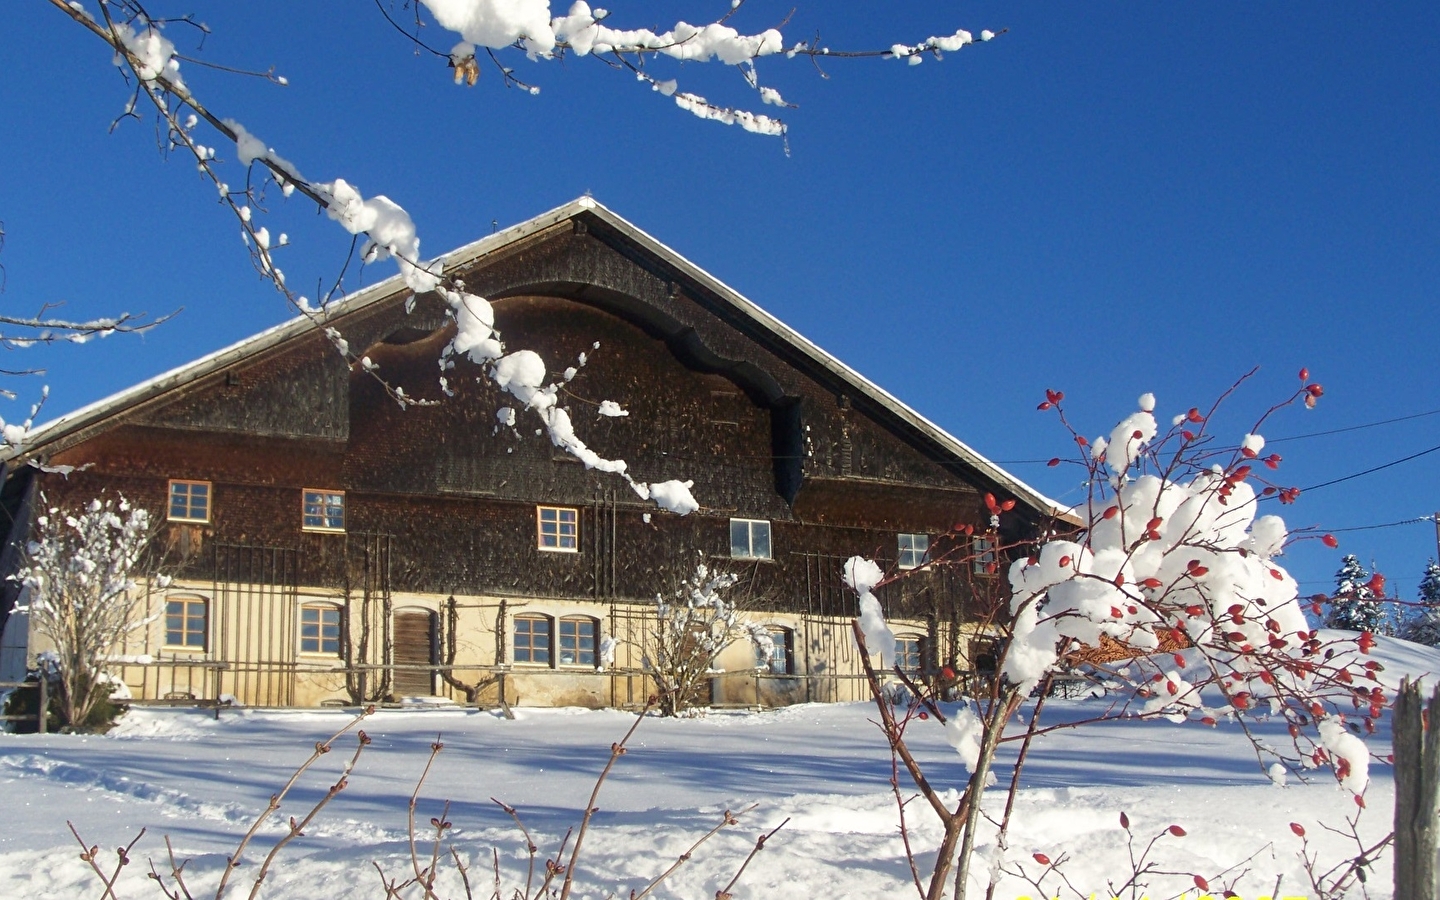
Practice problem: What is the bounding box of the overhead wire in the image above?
[1326,515,1435,534]
[992,404,1440,464]
[1299,442,1440,493]
[1268,407,1440,443]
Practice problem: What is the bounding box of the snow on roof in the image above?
[7,197,1067,520]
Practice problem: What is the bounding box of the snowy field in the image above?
[2,635,1436,900]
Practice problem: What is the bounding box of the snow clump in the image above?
[315,178,440,295]
[844,557,894,668]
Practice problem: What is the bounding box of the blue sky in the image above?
[1,2,1437,602]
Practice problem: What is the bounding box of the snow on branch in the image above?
[420,1,1002,138]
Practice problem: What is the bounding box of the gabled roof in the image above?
[6,197,1066,519]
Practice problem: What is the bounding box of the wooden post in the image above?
[1394,677,1439,900]
[36,678,47,735]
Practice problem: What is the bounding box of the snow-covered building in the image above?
[0,199,1062,710]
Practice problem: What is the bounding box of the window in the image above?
[514,615,552,665]
[729,518,772,559]
[971,637,1002,676]
[168,480,211,523]
[300,604,343,655]
[896,635,924,674]
[558,617,598,666]
[165,597,208,650]
[897,533,929,570]
[972,537,996,575]
[537,506,579,552]
[759,627,792,675]
[303,490,345,532]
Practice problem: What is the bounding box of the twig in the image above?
[242,729,371,900]
[68,823,145,900]
[491,798,540,899]
[558,697,655,899]
[984,676,1051,900]
[408,735,447,899]
[715,816,789,900]
[213,707,372,899]
[631,805,755,900]
[536,828,573,899]
[449,845,474,900]
[147,835,197,900]
[888,745,926,899]
[854,622,968,900]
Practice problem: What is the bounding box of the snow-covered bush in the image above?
[847,373,1389,900]
[12,495,159,729]
[643,560,767,716]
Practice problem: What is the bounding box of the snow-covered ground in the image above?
[2,636,1436,900]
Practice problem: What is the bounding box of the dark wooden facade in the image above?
[0,200,1056,705]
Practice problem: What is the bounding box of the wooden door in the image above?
[392,609,436,698]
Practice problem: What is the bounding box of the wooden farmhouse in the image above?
[0,198,1063,711]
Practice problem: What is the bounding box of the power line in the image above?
[1268,407,1440,444]
[992,405,1440,464]
[1327,515,1435,534]
[1300,442,1440,493]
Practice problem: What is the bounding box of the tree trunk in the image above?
[1394,678,1440,900]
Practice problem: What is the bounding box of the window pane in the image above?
[973,538,995,574]
[516,617,552,664]
[304,491,344,530]
[300,606,342,654]
[896,637,922,672]
[751,522,771,559]
[559,619,596,666]
[898,534,929,569]
[169,482,210,521]
[167,598,207,648]
[763,629,790,674]
[539,507,579,551]
[730,519,749,556]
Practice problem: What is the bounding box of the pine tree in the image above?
[1325,554,1388,633]
[1400,559,1440,646]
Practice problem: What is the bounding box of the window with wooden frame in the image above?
[558,617,598,667]
[300,604,343,655]
[759,627,793,675]
[302,490,345,532]
[165,596,208,650]
[895,635,925,674]
[168,480,211,523]
[537,506,579,552]
[972,537,996,575]
[897,533,929,570]
[729,518,772,560]
[513,615,552,665]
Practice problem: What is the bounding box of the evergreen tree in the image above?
[1325,554,1388,632]
[1400,559,1440,646]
